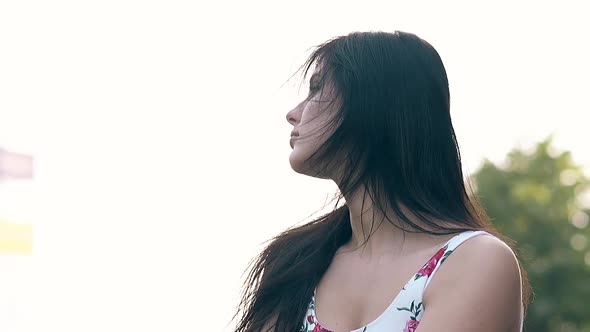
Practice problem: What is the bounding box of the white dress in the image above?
[301,230,524,332]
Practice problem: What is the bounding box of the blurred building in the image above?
[0,149,33,179]
[0,148,33,255]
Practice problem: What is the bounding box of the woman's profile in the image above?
[234,31,530,332]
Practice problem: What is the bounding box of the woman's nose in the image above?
[286,107,300,125]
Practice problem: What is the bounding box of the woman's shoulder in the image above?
[427,232,521,291]
[419,233,523,331]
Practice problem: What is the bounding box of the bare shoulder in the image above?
[426,234,522,294]
[420,234,523,332]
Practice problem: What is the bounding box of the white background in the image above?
[0,1,589,331]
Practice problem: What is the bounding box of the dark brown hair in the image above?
[233,30,531,332]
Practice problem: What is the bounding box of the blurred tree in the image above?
[473,137,590,332]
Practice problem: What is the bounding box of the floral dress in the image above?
[301,230,494,332]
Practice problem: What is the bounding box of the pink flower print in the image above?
[307,315,314,324]
[313,323,333,332]
[403,319,419,332]
[415,246,447,279]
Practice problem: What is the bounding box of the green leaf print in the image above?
[397,300,424,318]
[440,249,454,264]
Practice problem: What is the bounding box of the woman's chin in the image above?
[289,150,314,174]
[289,154,328,179]
[288,152,305,173]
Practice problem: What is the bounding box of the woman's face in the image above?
[286,68,339,177]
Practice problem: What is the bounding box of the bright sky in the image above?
[0,1,588,331]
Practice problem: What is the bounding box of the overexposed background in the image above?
[0,1,588,331]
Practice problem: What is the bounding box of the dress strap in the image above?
[423,230,491,290]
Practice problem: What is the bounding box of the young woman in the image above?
[234,31,530,332]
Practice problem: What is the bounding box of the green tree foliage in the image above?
[473,137,590,332]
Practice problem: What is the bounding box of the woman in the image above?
[234,31,530,332]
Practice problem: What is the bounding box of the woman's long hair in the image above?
[233,31,531,332]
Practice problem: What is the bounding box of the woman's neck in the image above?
[341,186,449,260]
